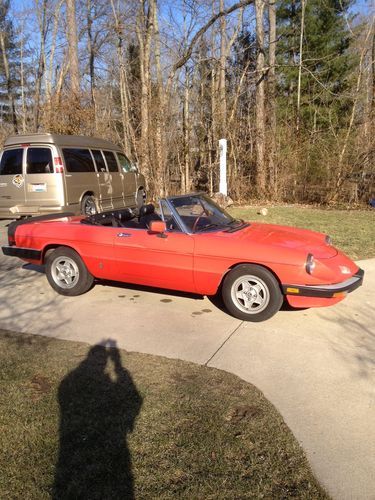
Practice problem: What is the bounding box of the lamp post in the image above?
[219,138,227,196]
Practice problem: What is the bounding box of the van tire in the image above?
[81,195,97,216]
[136,188,146,209]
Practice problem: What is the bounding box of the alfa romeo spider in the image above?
[2,193,364,322]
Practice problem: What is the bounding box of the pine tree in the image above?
[277,0,355,132]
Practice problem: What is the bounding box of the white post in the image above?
[219,138,227,196]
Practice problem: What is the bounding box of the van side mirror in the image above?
[149,220,167,237]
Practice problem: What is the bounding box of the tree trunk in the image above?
[268,0,277,194]
[45,0,63,128]
[66,0,80,97]
[34,0,48,131]
[183,68,190,192]
[110,0,133,153]
[296,0,306,132]
[86,0,97,129]
[153,4,165,195]
[20,20,27,132]
[136,0,155,187]
[255,0,266,195]
[0,31,18,132]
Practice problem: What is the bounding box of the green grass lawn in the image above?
[0,330,328,499]
[229,205,375,260]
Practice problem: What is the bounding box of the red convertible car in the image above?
[2,193,364,322]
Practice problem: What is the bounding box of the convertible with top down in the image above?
[2,193,364,322]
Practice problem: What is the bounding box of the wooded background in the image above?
[0,0,374,203]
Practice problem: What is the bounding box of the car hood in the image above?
[230,222,338,259]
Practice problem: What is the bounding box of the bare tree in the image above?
[255,0,266,194]
[333,20,375,199]
[45,0,63,127]
[19,17,27,132]
[152,3,166,194]
[268,0,277,194]
[0,30,18,132]
[296,0,306,132]
[66,0,80,97]
[110,0,134,153]
[34,0,48,131]
[136,0,155,182]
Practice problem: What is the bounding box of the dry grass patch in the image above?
[0,330,328,499]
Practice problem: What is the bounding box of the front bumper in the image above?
[282,268,364,298]
[2,245,42,260]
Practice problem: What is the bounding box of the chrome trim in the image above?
[163,197,189,234]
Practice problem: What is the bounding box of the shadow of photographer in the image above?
[53,340,142,499]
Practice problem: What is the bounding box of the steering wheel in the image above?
[192,208,209,233]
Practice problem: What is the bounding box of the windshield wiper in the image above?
[227,218,243,226]
[224,219,250,233]
[195,223,223,233]
[195,219,250,233]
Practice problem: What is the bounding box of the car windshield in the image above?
[168,194,244,233]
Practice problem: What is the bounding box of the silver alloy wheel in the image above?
[136,188,146,209]
[51,256,80,289]
[230,274,270,314]
[83,197,97,216]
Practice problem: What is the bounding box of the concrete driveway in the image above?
[0,219,374,499]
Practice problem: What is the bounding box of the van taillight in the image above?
[8,234,15,246]
[54,157,63,173]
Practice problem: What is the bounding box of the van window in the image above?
[63,149,95,173]
[117,153,135,173]
[103,151,118,172]
[0,148,23,175]
[27,148,53,174]
[91,150,107,172]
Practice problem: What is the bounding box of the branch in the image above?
[166,0,254,94]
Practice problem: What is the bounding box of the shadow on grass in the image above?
[53,340,142,499]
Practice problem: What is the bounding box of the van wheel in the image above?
[81,195,97,216]
[136,188,146,209]
[45,247,94,296]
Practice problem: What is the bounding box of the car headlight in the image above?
[305,253,316,274]
[325,235,332,245]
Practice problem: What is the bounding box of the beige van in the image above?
[0,133,146,218]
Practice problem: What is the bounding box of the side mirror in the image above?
[149,220,167,237]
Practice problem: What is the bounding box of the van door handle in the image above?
[65,174,72,177]
[117,232,131,237]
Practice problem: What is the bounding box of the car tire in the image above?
[45,247,94,296]
[222,264,283,322]
[81,195,97,216]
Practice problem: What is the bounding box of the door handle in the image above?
[117,232,132,237]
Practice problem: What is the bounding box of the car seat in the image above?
[112,208,135,227]
[139,204,161,228]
